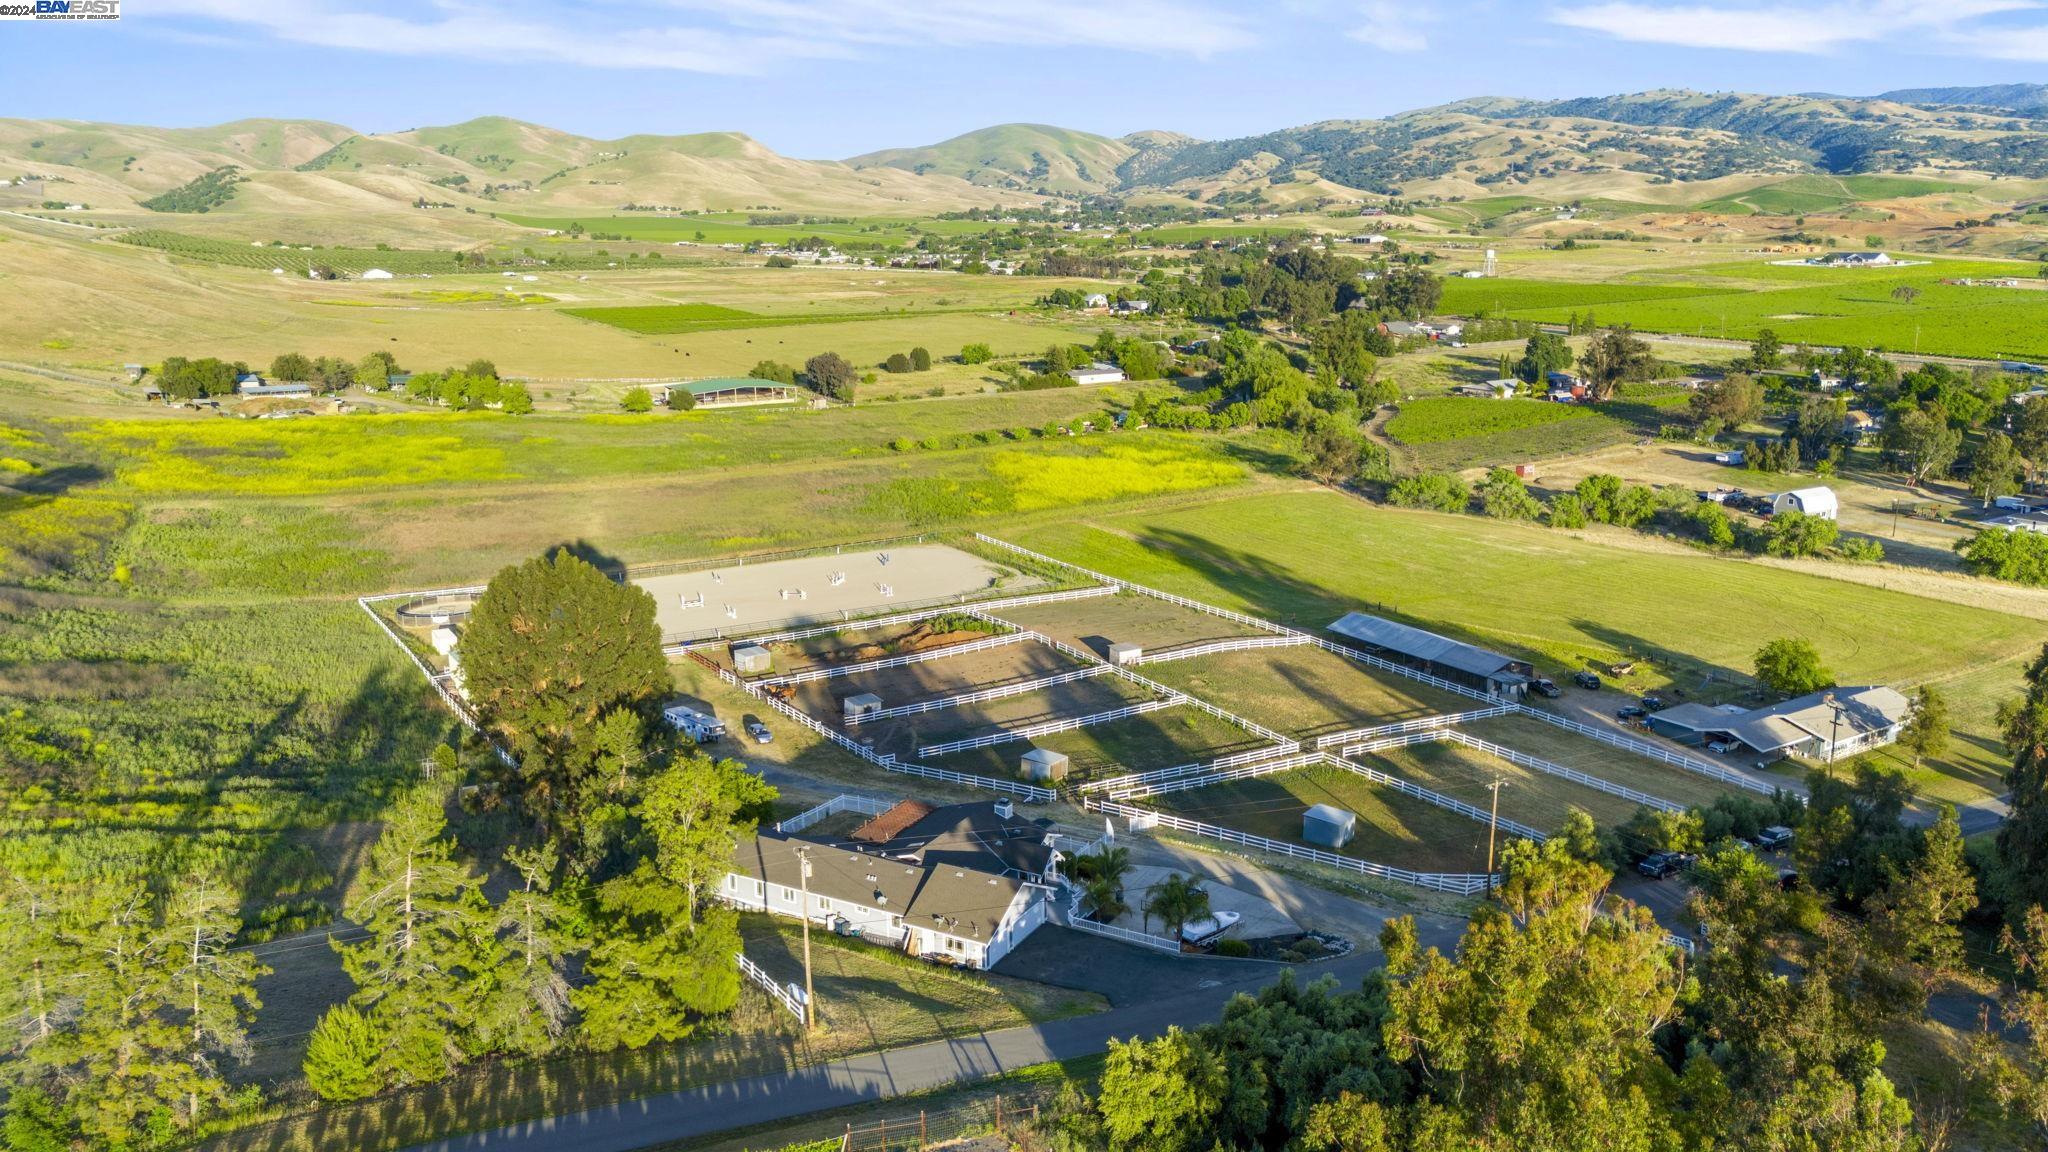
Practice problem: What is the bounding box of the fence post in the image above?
[920,1110,927,1148]
[995,1095,1003,1134]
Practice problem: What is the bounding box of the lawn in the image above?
[197,916,1104,1152]
[1150,762,1498,874]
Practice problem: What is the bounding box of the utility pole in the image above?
[795,846,816,1032]
[1485,780,1504,893]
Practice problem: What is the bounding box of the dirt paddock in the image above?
[639,544,1028,640]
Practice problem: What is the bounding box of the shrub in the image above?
[1214,938,1252,958]
[1956,527,2048,585]
[884,352,913,373]
[1838,537,1885,563]
[747,360,797,385]
[910,346,932,371]
[663,386,695,412]
[1477,467,1542,520]
[1547,493,1588,529]
[619,386,653,413]
[1387,473,1469,514]
[960,343,993,365]
[803,352,857,402]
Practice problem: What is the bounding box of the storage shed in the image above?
[1020,748,1070,783]
[429,627,459,657]
[1302,804,1356,849]
[1773,486,1838,521]
[1107,642,1143,666]
[843,693,883,721]
[732,644,772,675]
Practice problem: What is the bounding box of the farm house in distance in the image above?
[1326,612,1533,700]
[651,378,799,408]
[721,797,1064,970]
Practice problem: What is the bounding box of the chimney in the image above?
[993,798,1014,820]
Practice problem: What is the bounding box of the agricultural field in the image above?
[564,302,1012,335]
[1384,397,1595,444]
[1436,256,2048,360]
[1141,644,1471,740]
[497,212,1012,248]
[1010,489,2046,810]
[1150,762,1498,874]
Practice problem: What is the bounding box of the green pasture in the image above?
[563,302,1007,335]
[497,212,1011,247]
[1384,397,1594,445]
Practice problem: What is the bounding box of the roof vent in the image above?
[993,798,1014,819]
[864,874,877,883]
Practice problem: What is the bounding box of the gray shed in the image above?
[732,644,772,675]
[842,693,883,721]
[1020,748,1070,782]
[1107,642,1143,666]
[1302,803,1356,849]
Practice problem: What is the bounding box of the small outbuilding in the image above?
[1773,486,1838,521]
[843,693,884,721]
[429,627,459,656]
[361,268,394,280]
[1107,642,1143,666]
[1302,803,1356,849]
[1068,362,1126,386]
[1020,748,1070,783]
[731,644,772,675]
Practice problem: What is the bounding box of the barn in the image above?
[655,378,800,408]
[1326,612,1533,700]
[1773,487,1839,520]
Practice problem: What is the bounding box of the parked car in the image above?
[1637,851,1683,879]
[1617,705,1648,721]
[1574,671,1602,690]
[1179,909,1242,945]
[1706,738,1738,754]
[1640,693,1667,710]
[1531,677,1561,698]
[745,719,773,744]
[1755,825,1795,850]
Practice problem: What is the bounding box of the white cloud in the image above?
[1549,0,2036,53]
[1348,0,1433,50]
[139,0,1250,72]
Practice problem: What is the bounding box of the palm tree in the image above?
[1080,877,1128,924]
[1142,873,1211,941]
[1071,845,1131,889]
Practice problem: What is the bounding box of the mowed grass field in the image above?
[1010,490,2044,807]
[1152,762,1498,874]
[1384,397,1595,444]
[1438,256,2048,360]
[1364,739,1647,829]
[927,703,1269,783]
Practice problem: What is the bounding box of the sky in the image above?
[6,0,2048,156]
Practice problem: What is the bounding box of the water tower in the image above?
[1483,248,1497,277]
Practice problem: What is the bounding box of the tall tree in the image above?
[163,879,266,1127]
[1868,806,1976,988]
[641,754,775,918]
[1142,873,1211,940]
[573,864,742,1051]
[1898,685,1950,768]
[1514,331,1573,386]
[460,550,669,845]
[1882,407,1961,486]
[2000,645,2048,917]
[1972,431,2024,505]
[332,785,495,1088]
[1578,327,1658,402]
[479,842,575,1058]
[1097,1027,1228,1152]
[1753,637,1833,697]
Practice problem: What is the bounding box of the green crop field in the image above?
[1698,174,1975,215]
[114,229,483,275]
[1437,258,2048,360]
[1384,397,1594,444]
[1011,489,2044,809]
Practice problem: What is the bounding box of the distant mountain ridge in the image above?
[7,87,2048,219]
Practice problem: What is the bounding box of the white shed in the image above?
[1020,748,1070,782]
[1772,487,1839,521]
[1107,642,1143,666]
[843,693,883,721]
[429,626,459,656]
[1302,803,1356,849]
[361,268,394,280]
[731,644,772,676]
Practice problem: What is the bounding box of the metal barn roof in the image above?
[1327,612,1523,680]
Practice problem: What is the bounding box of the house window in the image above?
[946,935,965,953]
[753,880,764,898]
[816,896,829,910]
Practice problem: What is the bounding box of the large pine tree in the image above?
[2002,644,2048,917]
[332,784,495,1088]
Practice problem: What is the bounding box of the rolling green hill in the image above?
[847,123,1138,194]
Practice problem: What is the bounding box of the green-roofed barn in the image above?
[652,377,800,408]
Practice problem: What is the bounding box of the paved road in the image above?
[400,929,1382,1152]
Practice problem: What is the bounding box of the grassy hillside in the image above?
[847,123,1136,194]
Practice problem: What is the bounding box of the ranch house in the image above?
[721,797,1060,970]
[1646,686,1911,763]
[1326,612,1533,700]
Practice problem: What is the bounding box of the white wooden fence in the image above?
[1086,796,1497,895]
[1130,634,1309,666]
[689,584,1118,652]
[1330,753,1549,841]
[778,793,892,834]
[1439,730,1687,813]
[354,597,515,769]
[757,631,1031,687]
[736,952,806,1021]
[917,696,1185,757]
[1062,886,1184,953]
[1104,751,1330,800]
[1314,705,1517,749]
[845,666,1110,724]
[1510,708,1781,796]
[717,662,1059,803]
